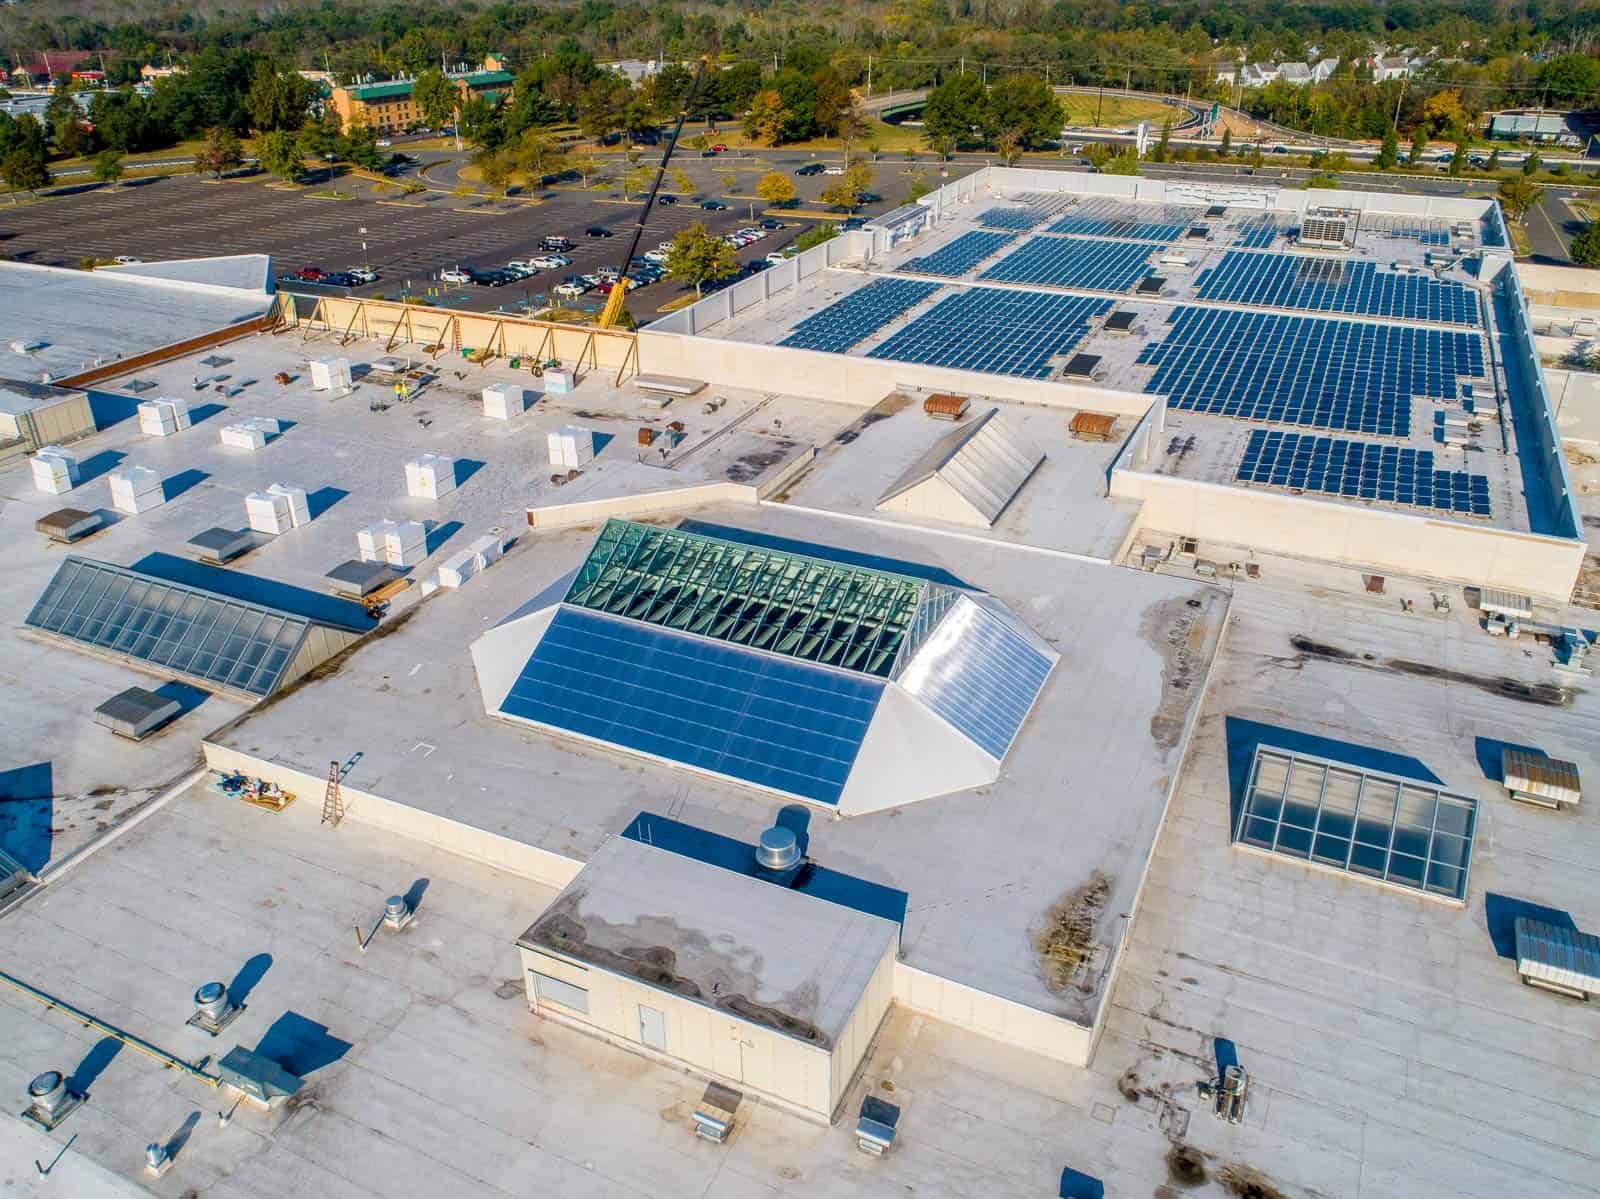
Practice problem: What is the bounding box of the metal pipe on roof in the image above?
[0,968,221,1088]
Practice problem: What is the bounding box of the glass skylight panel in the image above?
[1234,747,1477,900]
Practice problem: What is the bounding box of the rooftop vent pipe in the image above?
[21,1070,83,1130]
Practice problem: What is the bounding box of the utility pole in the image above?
[1391,74,1407,132]
[960,56,965,76]
[867,54,872,97]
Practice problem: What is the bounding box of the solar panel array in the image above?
[977,206,1047,231]
[500,607,882,806]
[1046,199,1202,243]
[1236,429,1493,516]
[979,236,1154,292]
[779,278,940,353]
[900,230,1017,277]
[1234,214,1296,249]
[1139,307,1487,436]
[1365,214,1451,247]
[1195,252,1479,325]
[868,288,1111,378]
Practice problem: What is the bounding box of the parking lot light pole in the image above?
[359,227,368,271]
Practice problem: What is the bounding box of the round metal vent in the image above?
[756,826,801,871]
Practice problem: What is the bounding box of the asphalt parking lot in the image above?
[0,151,936,318]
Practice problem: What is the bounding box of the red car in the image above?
[709,143,728,153]
[294,266,325,281]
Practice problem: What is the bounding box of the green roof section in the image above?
[346,69,512,102]
[563,520,928,677]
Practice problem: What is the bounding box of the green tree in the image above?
[516,131,563,183]
[1151,119,1173,162]
[1571,222,1600,267]
[245,62,312,132]
[92,149,124,186]
[475,148,512,192]
[1538,55,1600,106]
[256,129,304,182]
[339,124,383,170]
[794,222,840,251]
[193,126,243,179]
[670,167,694,195]
[295,112,340,161]
[923,73,986,149]
[1496,176,1541,220]
[413,69,458,131]
[756,171,796,206]
[1487,147,1501,173]
[1219,127,1232,158]
[837,103,868,164]
[744,90,787,145]
[1100,148,1141,176]
[982,73,1062,149]
[1,147,51,197]
[1523,150,1541,177]
[1408,127,1428,166]
[995,127,1023,166]
[1420,91,1464,137]
[1448,137,1468,177]
[1376,127,1399,170]
[621,163,652,199]
[665,221,738,297]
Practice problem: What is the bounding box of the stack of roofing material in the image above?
[468,532,505,568]
[404,453,457,499]
[266,483,310,527]
[544,366,575,395]
[137,397,191,437]
[309,357,353,391]
[482,384,532,420]
[219,416,281,451]
[356,520,426,567]
[108,465,165,514]
[245,490,293,535]
[29,446,79,494]
[547,426,594,468]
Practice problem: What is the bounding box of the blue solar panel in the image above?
[500,608,883,806]
[1235,429,1492,517]
[867,288,1111,378]
[1234,214,1295,249]
[977,207,1046,231]
[979,236,1154,292]
[1194,252,1479,326]
[779,278,940,353]
[1046,199,1200,243]
[900,230,1017,277]
[1139,307,1488,437]
[1366,215,1451,247]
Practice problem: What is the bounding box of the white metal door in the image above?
[638,1004,667,1051]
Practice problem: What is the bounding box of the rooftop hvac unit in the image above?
[692,1083,742,1144]
[547,426,595,468]
[482,384,532,420]
[310,356,353,391]
[468,532,504,568]
[220,421,267,451]
[544,365,576,394]
[386,520,427,567]
[405,453,457,499]
[30,446,79,494]
[1478,588,1533,620]
[855,1095,901,1157]
[923,393,969,421]
[753,825,806,886]
[215,1046,303,1107]
[1501,749,1581,811]
[188,526,255,564]
[109,465,165,514]
[1299,206,1358,250]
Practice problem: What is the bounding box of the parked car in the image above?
[320,271,358,287]
[376,138,393,147]
[440,267,472,284]
[822,164,846,175]
[644,248,670,264]
[795,163,824,176]
[294,265,326,281]
[471,269,515,287]
[764,251,792,265]
[531,254,570,270]
[506,260,539,275]
[840,217,867,231]
[758,217,784,230]
[856,192,882,204]
[585,225,614,238]
[700,199,727,210]
[112,255,143,265]
[656,193,677,205]
[539,236,575,251]
[709,143,728,153]
[553,279,588,299]
[348,267,379,284]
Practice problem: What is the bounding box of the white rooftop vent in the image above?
[755,825,801,871]
[20,1070,83,1130]
[187,980,241,1035]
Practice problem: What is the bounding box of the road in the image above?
[1526,189,1578,263]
